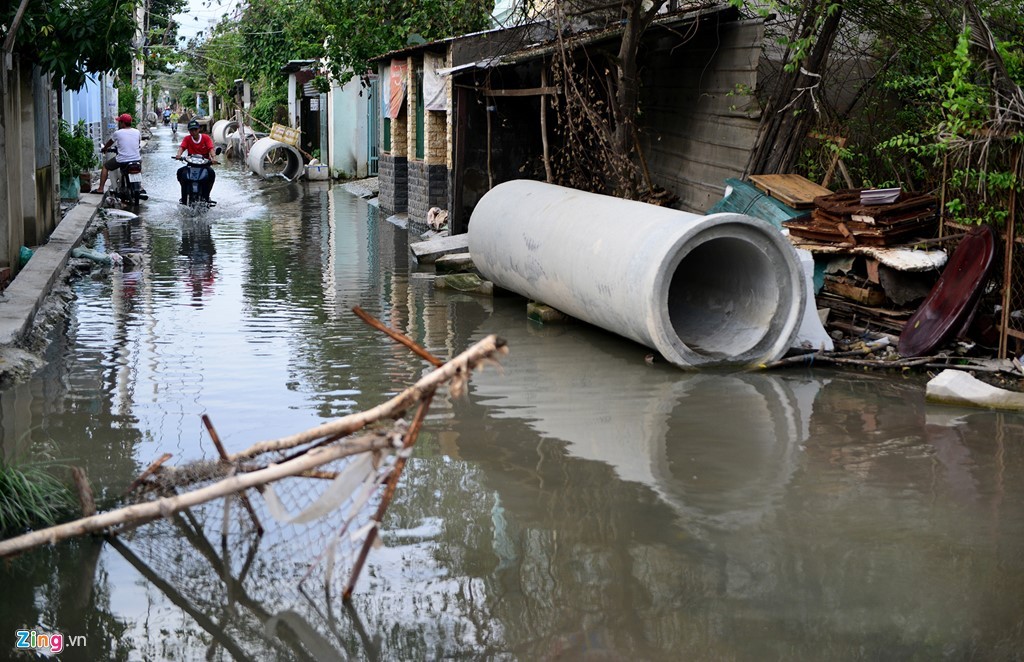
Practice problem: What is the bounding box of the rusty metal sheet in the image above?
[898,224,997,357]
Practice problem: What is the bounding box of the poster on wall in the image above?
[423,53,446,112]
[388,59,407,119]
[381,65,390,118]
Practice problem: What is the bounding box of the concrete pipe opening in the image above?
[246,137,304,180]
[211,119,238,145]
[468,180,806,368]
[665,234,784,360]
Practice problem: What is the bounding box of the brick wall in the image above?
[379,154,408,214]
[406,54,450,225]
[408,161,448,225]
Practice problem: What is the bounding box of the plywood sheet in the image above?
[748,174,832,209]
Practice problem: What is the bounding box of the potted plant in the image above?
[58,120,98,199]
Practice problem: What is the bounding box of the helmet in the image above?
[187,119,200,130]
[117,113,132,124]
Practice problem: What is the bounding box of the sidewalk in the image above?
[0,195,102,346]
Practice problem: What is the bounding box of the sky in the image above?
[173,0,241,42]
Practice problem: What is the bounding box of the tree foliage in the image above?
[1,0,140,90]
[180,0,491,126]
[143,0,189,75]
[867,2,1024,225]
[178,0,327,123]
[315,0,492,82]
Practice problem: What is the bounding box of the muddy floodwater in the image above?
[2,128,1024,661]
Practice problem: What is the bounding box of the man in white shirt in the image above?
[92,113,142,194]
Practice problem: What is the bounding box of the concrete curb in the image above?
[0,196,102,346]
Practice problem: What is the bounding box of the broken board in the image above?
[748,174,832,209]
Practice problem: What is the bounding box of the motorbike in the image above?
[175,147,221,210]
[104,148,146,208]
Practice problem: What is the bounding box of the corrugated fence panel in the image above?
[640,18,764,213]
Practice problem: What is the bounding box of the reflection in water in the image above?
[469,311,817,532]
[180,218,216,303]
[1,124,1023,658]
[456,311,1024,658]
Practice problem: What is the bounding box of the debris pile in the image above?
[784,189,938,247]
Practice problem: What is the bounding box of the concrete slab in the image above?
[527,302,568,324]
[435,252,476,274]
[410,234,469,264]
[0,197,101,346]
[927,368,1024,411]
[434,273,492,295]
[385,212,408,229]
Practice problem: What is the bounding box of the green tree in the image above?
[1,0,140,90]
[180,0,327,124]
[316,0,492,82]
[869,1,1023,225]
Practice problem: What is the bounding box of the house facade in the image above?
[372,4,765,231]
[1,57,60,277]
[280,61,374,180]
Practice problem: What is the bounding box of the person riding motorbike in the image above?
[174,119,219,204]
[170,110,179,133]
[162,108,171,125]
[92,113,142,195]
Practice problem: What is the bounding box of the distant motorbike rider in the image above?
[174,119,219,203]
[92,113,141,195]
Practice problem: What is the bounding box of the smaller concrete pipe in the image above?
[211,119,237,145]
[246,137,304,180]
[467,180,806,368]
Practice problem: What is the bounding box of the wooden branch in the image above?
[226,334,508,463]
[541,68,553,183]
[923,362,1006,374]
[71,467,96,517]
[125,453,173,495]
[2,0,32,53]
[0,431,399,559]
[203,414,264,535]
[262,336,495,457]
[344,391,434,601]
[352,306,443,367]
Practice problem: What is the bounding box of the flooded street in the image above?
[2,127,1024,660]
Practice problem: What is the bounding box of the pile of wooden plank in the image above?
[783,189,938,246]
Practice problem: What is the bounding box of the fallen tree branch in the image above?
[227,334,507,462]
[0,430,401,559]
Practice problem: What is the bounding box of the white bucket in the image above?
[306,164,330,181]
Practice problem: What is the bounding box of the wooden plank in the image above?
[483,86,559,97]
[748,174,832,209]
[824,277,887,306]
[997,325,1024,341]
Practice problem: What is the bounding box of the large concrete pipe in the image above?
[246,137,304,180]
[467,180,806,368]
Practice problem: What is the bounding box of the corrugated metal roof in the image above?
[371,1,732,65]
[481,3,736,68]
[281,59,316,73]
